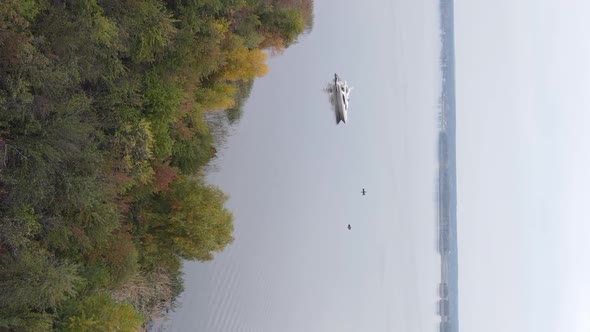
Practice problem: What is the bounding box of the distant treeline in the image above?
[0,0,312,330]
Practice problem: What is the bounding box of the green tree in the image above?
[170,130,216,175]
[112,119,156,186]
[101,0,177,64]
[0,248,81,330]
[36,0,124,83]
[146,176,234,261]
[63,293,142,332]
[258,6,305,49]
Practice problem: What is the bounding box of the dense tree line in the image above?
[0,0,312,330]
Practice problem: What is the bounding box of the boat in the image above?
[329,74,353,124]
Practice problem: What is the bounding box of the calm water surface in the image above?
[163,1,442,331]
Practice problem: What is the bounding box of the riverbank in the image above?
[0,0,311,330]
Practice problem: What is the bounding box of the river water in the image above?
[161,1,443,331]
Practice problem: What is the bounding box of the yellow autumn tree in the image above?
[195,82,237,111]
[221,46,269,81]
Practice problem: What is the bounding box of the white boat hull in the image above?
[333,75,348,124]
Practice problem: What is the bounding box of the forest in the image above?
[0,0,312,330]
